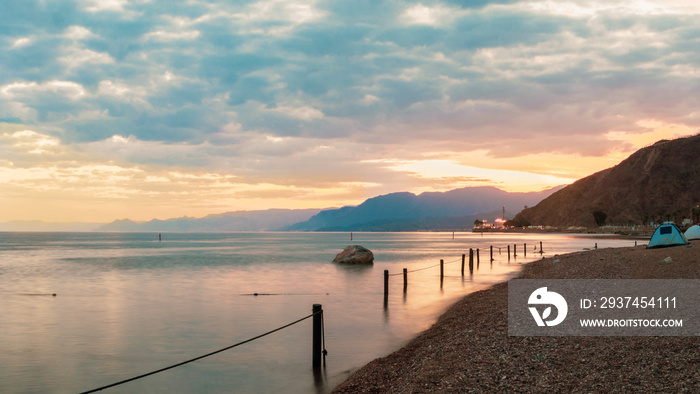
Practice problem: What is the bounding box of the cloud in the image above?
[400,4,462,26]
[2,0,700,221]
[64,25,96,40]
[11,37,32,48]
[81,0,128,12]
[59,47,115,68]
[143,29,201,42]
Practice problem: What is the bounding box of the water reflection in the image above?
[313,366,327,393]
[332,263,373,275]
[0,232,640,393]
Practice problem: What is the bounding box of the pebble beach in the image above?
[333,241,700,392]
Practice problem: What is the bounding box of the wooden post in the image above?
[507,245,511,260]
[490,245,494,262]
[476,249,480,269]
[469,249,474,273]
[383,270,389,308]
[403,268,407,293]
[513,244,517,257]
[440,259,444,281]
[539,241,544,254]
[313,304,323,368]
[524,243,527,257]
[384,270,389,296]
[461,254,465,276]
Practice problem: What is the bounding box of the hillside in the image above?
[514,134,700,228]
[286,186,562,231]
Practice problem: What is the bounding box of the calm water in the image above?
[0,232,638,393]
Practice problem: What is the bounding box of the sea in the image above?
[0,231,640,393]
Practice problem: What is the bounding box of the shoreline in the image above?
[332,241,699,392]
[472,227,655,237]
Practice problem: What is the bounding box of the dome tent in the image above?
[648,222,689,249]
[685,225,700,240]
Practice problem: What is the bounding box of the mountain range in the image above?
[284,186,562,231]
[91,186,562,232]
[96,209,322,232]
[515,134,700,227]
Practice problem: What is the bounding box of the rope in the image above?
[443,257,462,264]
[385,242,543,277]
[79,311,321,394]
[241,293,330,296]
[405,263,441,273]
[388,256,466,275]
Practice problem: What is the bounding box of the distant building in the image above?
[474,217,510,230]
[494,218,507,229]
[473,219,493,229]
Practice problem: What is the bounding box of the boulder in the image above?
[332,245,374,265]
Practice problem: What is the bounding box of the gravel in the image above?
[333,242,700,393]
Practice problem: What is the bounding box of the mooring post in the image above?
[461,254,465,276]
[384,270,389,296]
[539,241,544,254]
[469,249,474,273]
[507,245,511,260]
[403,268,407,293]
[513,244,517,257]
[490,245,494,262]
[524,243,527,257]
[440,259,444,281]
[476,249,480,269]
[313,304,323,369]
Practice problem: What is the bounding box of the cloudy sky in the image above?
[2,0,699,223]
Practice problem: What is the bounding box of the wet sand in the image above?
[333,242,700,392]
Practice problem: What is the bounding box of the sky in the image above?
[1,0,700,223]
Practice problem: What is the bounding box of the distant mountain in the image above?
[311,209,518,232]
[7,186,564,233]
[284,186,563,231]
[97,209,322,232]
[514,134,700,227]
[0,221,101,232]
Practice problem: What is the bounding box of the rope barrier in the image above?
[79,310,323,394]
[388,263,438,275]
[241,292,330,296]
[387,256,463,276]
[405,264,441,274]
[385,243,540,277]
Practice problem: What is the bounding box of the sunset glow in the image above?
[1,0,699,223]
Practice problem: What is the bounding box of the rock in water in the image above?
[333,245,374,264]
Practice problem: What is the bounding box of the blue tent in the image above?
[647,222,689,249]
